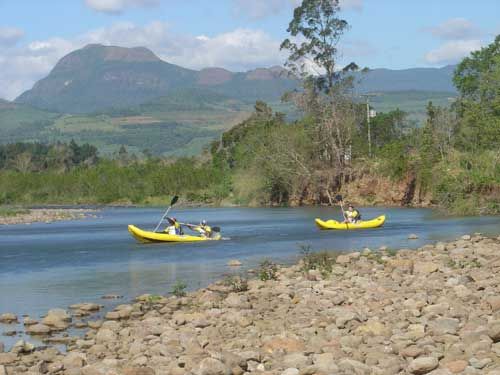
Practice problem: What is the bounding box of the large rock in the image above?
[408,357,439,374]
[95,328,117,344]
[0,313,17,324]
[62,352,86,369]
[26,323,51,335]
[42,308,71,330]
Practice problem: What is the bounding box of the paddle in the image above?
[153,196,179,232]
[335,194,348,228]
[178,222,221,233]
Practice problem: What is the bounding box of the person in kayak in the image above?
[344,205,361,223]
[197,220,212,238]
[165,217,183,235]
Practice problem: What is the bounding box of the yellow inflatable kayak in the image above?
[315,215,386,230]
[128,225,221,243]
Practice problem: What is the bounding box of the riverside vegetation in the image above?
[0,4,498,215]
[1,234,500,374]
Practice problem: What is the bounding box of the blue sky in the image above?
[0,0,499,100]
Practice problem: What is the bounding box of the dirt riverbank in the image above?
[0,209,97,225]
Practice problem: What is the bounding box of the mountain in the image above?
[15,44,297,114]
[15,44,458,115]
[356,65,457,93]
[3,44,461,156]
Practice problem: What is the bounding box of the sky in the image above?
[0,0,499,100]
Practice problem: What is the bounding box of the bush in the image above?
[258,260,278,281]
[300,245,336,277]
[171,280,187,297]
[223,275,249,292]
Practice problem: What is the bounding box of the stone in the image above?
[95,328,117,344]
[11,340,35,354]
[312,352,338,373]
[0,365,6,375]
[414,261,439,274]
[281,369,299,375]
[42,308,71,329]
[444,360,468,373]
[487,322,500,342]
[0,353,17,365]
[409,234,419,239]
[408,357,439,374]
[487,296,500,312]
[26,323,51,335]
[0,313,17,324]
[355,320,391,337]
[400,345,423,358]
[227,260,242,266]
[282,352,310,369]
[196,358,230,375]
[336,254,350,264]
[461,235,471,241]
[69,303,100,312]
[122,368,155,375]
[62,352,86,369]
[429,318,460,335]
[263,337,304,354]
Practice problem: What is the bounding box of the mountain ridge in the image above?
[14,44,457,114]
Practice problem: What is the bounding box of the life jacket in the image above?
[174,222,183,235]
[347,209,361,220]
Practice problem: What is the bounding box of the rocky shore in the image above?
[0,209,97,225]
[1,234,500,374]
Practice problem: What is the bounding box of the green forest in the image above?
[0,2,498,215]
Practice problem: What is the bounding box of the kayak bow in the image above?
[315,215,386,230]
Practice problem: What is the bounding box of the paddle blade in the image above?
[335,194,343,202]
[170,196,179,206]
[212,226,221,233]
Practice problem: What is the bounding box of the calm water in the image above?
[1,206,499,346]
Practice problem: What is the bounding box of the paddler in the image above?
[344,205,361,223]
[185,220,213,238]
[165,217,183,235]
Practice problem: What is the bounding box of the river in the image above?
[1,206,499,347]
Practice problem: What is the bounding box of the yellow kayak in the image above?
[315,215,386,230]
[128,225,221,243]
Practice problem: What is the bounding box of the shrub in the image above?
[300,245,336,277]
[171,280,187,297]
[258,260,278,281]
[223,275,249,292]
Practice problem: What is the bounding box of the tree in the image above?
[453,35,500,150]
[280,0,358,94]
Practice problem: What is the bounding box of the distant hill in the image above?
[15,44,457,114]
[356,65,457,93]
[15,44,297,114]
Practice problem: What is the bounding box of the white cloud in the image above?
[233,0,363,19]
[0,26,24,47]
[425,39,482,65]
[427,18,481,40]
[84,0,159,14]
[0,21,285,100]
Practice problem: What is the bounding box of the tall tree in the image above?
[280,0,357,94]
